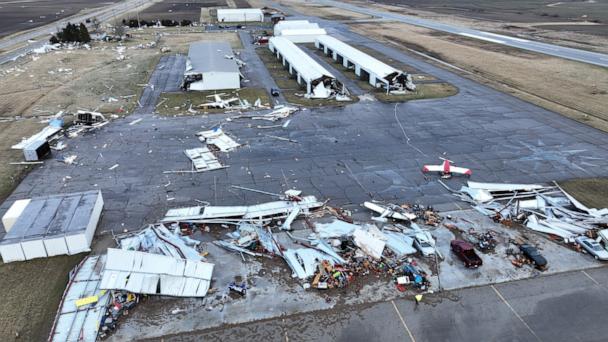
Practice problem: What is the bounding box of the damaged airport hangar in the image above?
[183,41,241,91]
[274,20,327,43]
[268,37,340,98]
[315,35,416,92]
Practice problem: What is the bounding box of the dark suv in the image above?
[519,244,547,270]
[451,240,483,268]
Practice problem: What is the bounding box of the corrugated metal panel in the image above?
[101,249,214,297]
[186,41,239,75]
[268,37,334,84]
[316,35,398,80]
[51,256,109,342]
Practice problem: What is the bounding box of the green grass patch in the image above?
[375,83,459,102]
[559,178,608,209]
[155,87,272,116]
[255,47,357,107]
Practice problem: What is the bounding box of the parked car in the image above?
[519,244,547,270]
[575,236,608,260]
[413,232,436,257]
[270,88,280,97]
[450,240,483,268]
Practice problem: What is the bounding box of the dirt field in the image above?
[369,0,608,24]
[349,21,608,132]
[0,28,241,119]
[0,254,85,341]
[0,0,115,38]
[343,0,608,54]
[139,0,227,23]
[272,0,374,21]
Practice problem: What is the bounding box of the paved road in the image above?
[316,0,608,68]
[0,0,153,65]
[157,266,608,342]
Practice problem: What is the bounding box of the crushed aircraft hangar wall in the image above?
[268,36,338,98]
[315,35,416,92]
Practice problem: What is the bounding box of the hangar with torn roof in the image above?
[268,37,341,98]
[315,35,416,92]
[183,41,241,91]
[217,8,264,22]
[0,190,103,263]
[274,20,327,43]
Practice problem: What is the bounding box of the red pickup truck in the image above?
[451,240,483,268]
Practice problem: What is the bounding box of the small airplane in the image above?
[422,157,472,179]
[200,93,239,109]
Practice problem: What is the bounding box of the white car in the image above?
[575,236,608,261]
[413,232,436,256]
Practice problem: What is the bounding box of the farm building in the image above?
[217,8,264,22]
[183,41,241,91]
[274,20,327,43]
[315,35,416,92]
[0,190,104,263]
[268,37,340,98]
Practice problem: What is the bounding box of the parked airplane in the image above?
[201,93,239,109]
[422,157,471,179]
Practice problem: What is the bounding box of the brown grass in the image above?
[559,178,608,209]
[0,254,85,341]
[349,21,608,131]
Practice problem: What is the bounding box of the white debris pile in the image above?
[161,190,323,225]
[229,105,299,122]
[451,181,608,243]
[118,223,204,261]
[197,127,240,152]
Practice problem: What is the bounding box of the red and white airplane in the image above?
[422,158,472,179]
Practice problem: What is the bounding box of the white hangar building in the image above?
[183,41,241,91]
[315,35,416,92]
[217,8,264,22]
[274,20,327,43]
[268,36,339,98]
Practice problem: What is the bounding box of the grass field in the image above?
[0,254,85,341]
[255,47,357,107]
[156,87,272,115]
[560,178,608,209]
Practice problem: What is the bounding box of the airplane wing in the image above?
[422,164,443,172]
[450,166,472,175]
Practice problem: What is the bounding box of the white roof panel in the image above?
[101,249,214,297]
[316,35,399,80]
[269,37,334,84]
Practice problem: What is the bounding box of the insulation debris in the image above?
[184,147,224,172]
[197,127,240,152]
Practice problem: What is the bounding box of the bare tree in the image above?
[91,17,101,33]
[113,21,125,39]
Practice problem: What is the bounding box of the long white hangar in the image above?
[217,8,264,22]
[268,36,341,98]
[0,190,104,263]
[315,35,416,92]
[183,41,241,91]
[274,20,327,43]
